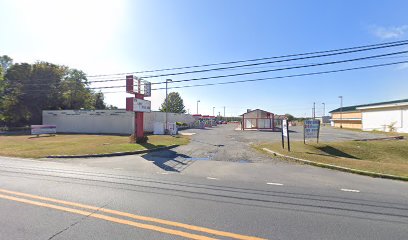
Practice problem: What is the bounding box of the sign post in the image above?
[281,119,290,151]
[303,119,321,144]
[126,75,151,143]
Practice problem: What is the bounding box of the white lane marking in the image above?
[340,188,360,193]
[157,172,169,175]
[266,182,284,186]
[206,177,218,180]
[114,168,123,170]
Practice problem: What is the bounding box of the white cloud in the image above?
[397,62,408,70]
[372,25,408,39]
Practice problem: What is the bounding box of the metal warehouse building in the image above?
[330,98,408,133]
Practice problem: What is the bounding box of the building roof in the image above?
[241,109,273,116]
[329,98,408,113]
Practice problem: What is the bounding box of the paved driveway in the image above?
[176,123,388,163]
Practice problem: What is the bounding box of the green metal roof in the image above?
[329,98,408,113]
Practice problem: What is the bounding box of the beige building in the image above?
[329,98,408,131]
[330,110,362,129]
[241,109,275,130]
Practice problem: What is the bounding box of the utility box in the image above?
[153,122,165,135]
[167,123,178,135]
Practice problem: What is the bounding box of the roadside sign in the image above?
[133,98,151,112]
[304,119,320,143]
[144,81,151,97]
[126,75,134,93]
[282,119,288,137]
[31,125,56,135]
[126,97,151,112]
[281,119,290,151]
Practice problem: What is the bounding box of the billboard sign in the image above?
[304,119,320,142]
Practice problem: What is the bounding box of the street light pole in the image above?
[197,100,200,114]
[165,79,172,133]
[340,97,343,128]
[313,102,316,119]
[213,107,215,116]
[322,102,325,117]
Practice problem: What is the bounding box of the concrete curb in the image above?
[262,148,408,182]
[47,145,179,159]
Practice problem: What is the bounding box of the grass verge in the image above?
[255,140,408,178]
[0,134,190,158]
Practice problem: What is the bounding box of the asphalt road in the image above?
[0,125,407,240]
[0,154,407,240]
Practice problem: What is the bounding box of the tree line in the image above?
[0,55,113,127]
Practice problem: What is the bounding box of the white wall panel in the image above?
[43,110,195,134]
[361,107,407,133]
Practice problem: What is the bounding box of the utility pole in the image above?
[340,96,343,128]
[165,79,172,133]
[197,100,200,114]
[213,107,215,116]
[223,106,225,117]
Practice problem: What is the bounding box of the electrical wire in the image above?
[14,60,408,94]
[86,39,408,78]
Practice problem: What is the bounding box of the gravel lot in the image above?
[175,123,388,163]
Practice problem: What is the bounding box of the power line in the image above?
[15,60,408,94]
[140,42,408,79]
[7,40,408,86]
[11,53,408,86]
[85,54,408,83]
[151,60,408,91]
[11,50,408,91]
[150,50,408,85]
[86,39,408,78]
[86,51,408,85]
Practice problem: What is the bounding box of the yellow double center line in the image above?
[0,188,266,240]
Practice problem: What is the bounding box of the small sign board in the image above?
[304,119,321,143]
[144,81,151,97]
[31,125,56,135]
[126,75,134,93]
[281,119,290,151]
[282,119,288,137]
[133,98,151,112]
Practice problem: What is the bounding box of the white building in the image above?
[358,99,408,133]
[42,110,195,135]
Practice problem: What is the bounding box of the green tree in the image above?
[94,92,106,109]
[61,69,94,109]
[0,55,13,73]
[159,92,186,113]
[284,113,295,121]
[0,57,108,127]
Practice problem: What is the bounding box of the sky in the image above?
[1,0,408,117]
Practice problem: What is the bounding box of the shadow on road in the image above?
[141,149,196,172]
